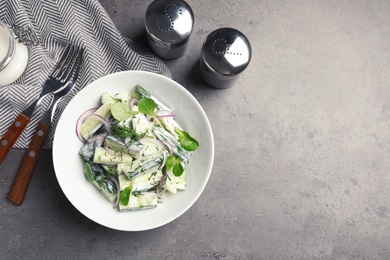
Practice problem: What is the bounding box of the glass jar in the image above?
[0,21,29,87]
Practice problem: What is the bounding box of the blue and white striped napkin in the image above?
[0,0,171,148]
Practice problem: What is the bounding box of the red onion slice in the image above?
[75,108,98,142]
[156,175,164,195]
[84,113,111,132]
[155,110,175,119]
[129,98,139,110]
[159,151,168,170]
[103,141,125,157]
[162,140,175,155]
[87,134,105,147]
[127,145,142,153]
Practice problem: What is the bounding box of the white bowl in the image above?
[53,71,214,231]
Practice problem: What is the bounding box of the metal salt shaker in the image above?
[199,28,252,89]
[145,0,194,59]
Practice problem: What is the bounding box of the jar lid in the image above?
[0,22,15,71]
[201,28,251,77]
[145,0,194,46]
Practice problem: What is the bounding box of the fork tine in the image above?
[55,46,78,82]
[69,48,84,83]
[51,44,73,78]
[62,47,84,83]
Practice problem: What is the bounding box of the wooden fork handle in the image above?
[0,114,30,163]
[8,122,50,206]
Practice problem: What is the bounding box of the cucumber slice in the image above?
[117,152,163,180]
[131,85,170,111]
[118,169,162,192]
[163,174,177,194]
[105,134,145,157]
[79,135,104,161]
[153,126,192,162]
[101,164,117,176]
[112,91,131,104]
[173,170,187,190]
[163,168,187,194]
[118,174,132,190]
[81,91,133,140]
[84,162,117,203]
[93,147,133,165]
[80,103,111,140]
[132,114,155,137]
[157,113,182,138]
[119,191,158,211]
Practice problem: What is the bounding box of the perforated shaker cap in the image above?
[145,0,194,47]
[201,28,251,78]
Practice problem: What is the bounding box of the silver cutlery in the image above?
[0,44,80,163]
[8,47,83,206]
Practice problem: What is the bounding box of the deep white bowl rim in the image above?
[52,71,214,231]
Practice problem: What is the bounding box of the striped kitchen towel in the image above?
[0,0,171,149]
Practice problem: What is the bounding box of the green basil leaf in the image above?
[165,155,175,170]
[111,102,137,121]
[172,161,184,177]
[137,98,156,116]
[120,185,132,206]
[166,155,184,176]
[175,127,199,151]
[84,162,94,183]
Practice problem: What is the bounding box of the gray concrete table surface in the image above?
[1,0,390,259]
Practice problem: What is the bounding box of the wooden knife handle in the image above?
[0,114,30,163]
[8,122,50,206]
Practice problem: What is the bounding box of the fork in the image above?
[0,44,80,163]
[8,47,83,206]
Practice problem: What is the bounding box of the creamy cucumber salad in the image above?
[77,85,199,211]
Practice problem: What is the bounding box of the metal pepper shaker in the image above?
[145,0,194,59]
[199,28,252,89]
